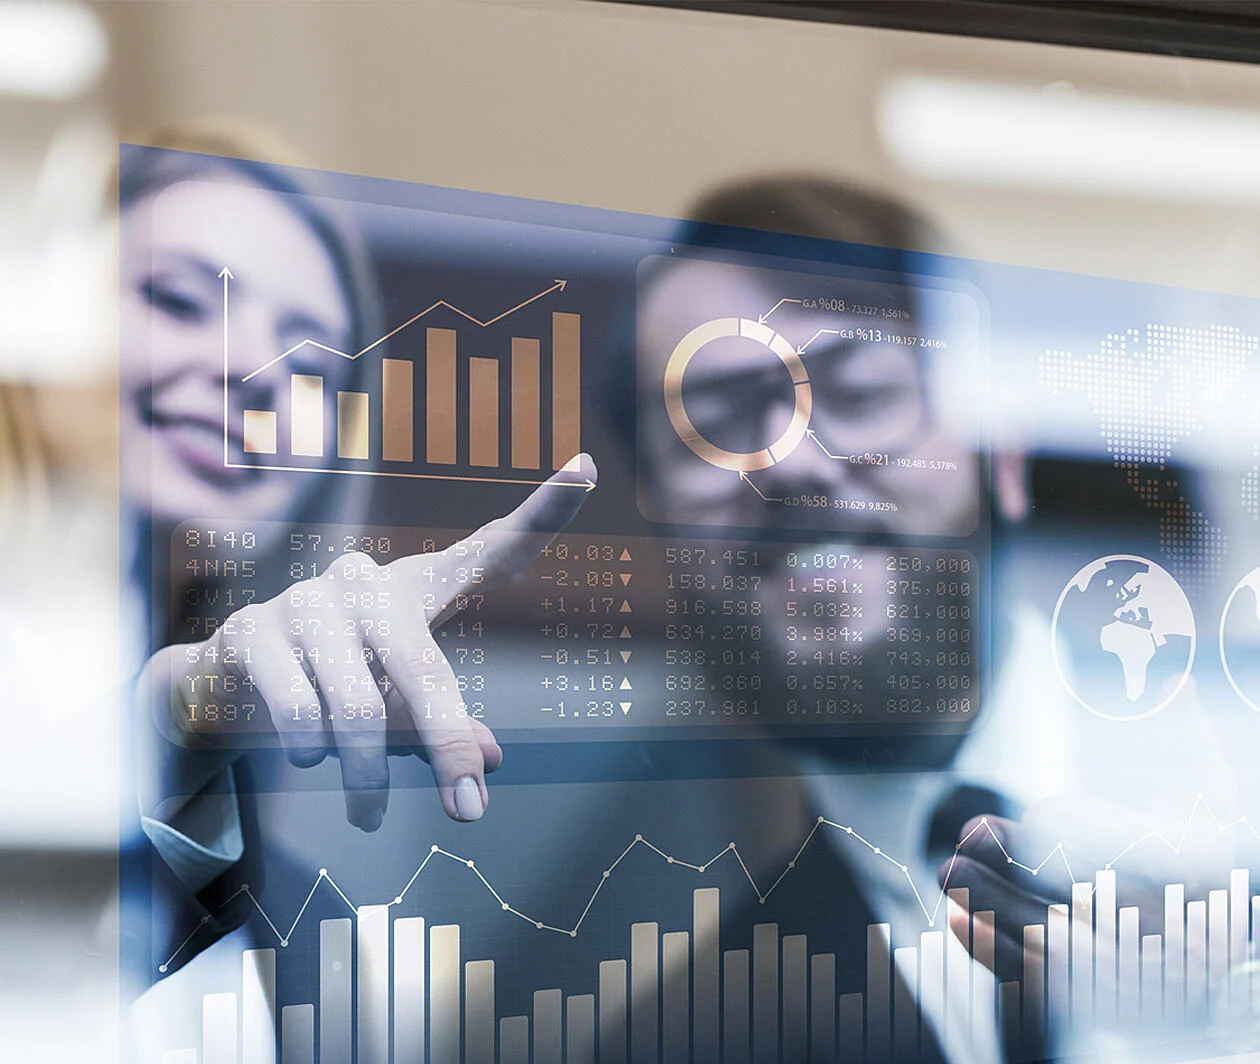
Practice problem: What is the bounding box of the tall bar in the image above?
[319,919,352,1064]
[1186,899,1208,1022]
[694,888,721,1063]
[631,923,659,1064]
[1023,924,1046,1043]
[972,912,996,1034]
[752,923,779,1063]
[567,994,596,1064]
[724,949,751,1064]
[291,374,324,457]
[1095,869,1117,1025]
[337,391,369,460]
[500,1017,529,1064]
[534,989,563,1064]
[1209,889,1229,1006]
[425,327,457,464]
[393,916,426,1064]
[997,982,1020,1053]
[1142,935,1163,1023]
[465,961,496,1064]
[920,931,944,1050]
[551,311,582,468]
[1231,869,1251,1010]
[511,338,541,469]
[893,946,919,1060]
[810,954,837,1064]
[242,948,276,1064]
[1071,882,1094,1024]
[599,959,628,1064]
[867,923,892,1060]
[430,924,461,1064]
[837,993,864,1064]
[1047,903,1070,1025]
[662,932,690,1064]
[357,905,390,1064]
[468,358,499,467]
[782,934,808,1061]
[203,992,238,1064]
[1119,907,1140,1026]
[243,410,277,454]
[280,1005,314,1064]
[1165,885,1185,1025]
[945,889,971,1040]
[381,357,414,462]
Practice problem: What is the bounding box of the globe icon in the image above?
[1220,567,1260,712]
[1051,555,1195,721]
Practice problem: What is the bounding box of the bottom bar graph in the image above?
[155,863,1260,1063]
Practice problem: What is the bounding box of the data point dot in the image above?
[502,903,509,911]
[281,940,289,948]
[818,815,825,823]
[319,868,328,876]
[536,921,543,929]
[874,848,881,855]
[1007,857,1013,864]
[467,860,475,868]
[602,871,610,879]
[901,865,908,873]
[635,833,643,841]
[788,861,795,869]
[159,965,168,973]
[200,916,209,925]
[570,931,577,939]
[430,845,439,853]
[394,897,402,906]
[667,856,674,864]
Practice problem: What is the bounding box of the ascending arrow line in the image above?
[222,461,596,491]
[805,428,849,461]
[796,328,839,355]
[738,470,783,503]
[240,278,569,383]
[757,297,802,325]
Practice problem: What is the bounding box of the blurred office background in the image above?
[7,1,1260,1059]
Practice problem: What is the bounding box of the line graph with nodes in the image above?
[160,791,1260,973]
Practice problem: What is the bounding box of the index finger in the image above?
[390,452,598,619]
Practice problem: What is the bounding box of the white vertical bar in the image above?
[534,989,563,1064]
[693,889,720,1064]
[945,889,971,1041]
[631,923,658,1064]
[1071,881,1094,1025]
[1119,907,1140,1026]
[1231,870,1250,1010]
[429,924,461,1064]
[242,949,276,1064]
[752,923,779,1064]
[500,1016,530,1064]
[393,917,425,1064]
[357,906,390,1064]
[1142,934,1163,1023]
[810,954,836,1064]
[1095,869,1117,1025]
[465,961,496,1064]
[599,959,627,1064]
[203,992,238,1064]
[919,931,944,1051]
[1023,925,1045,1044]
[782,935,807,1062]
[1164,885,1184,1026]
[319,919,351,1064]
[662,932,690,1064]
[1209,889,1229,1008]
[867,923,891,1060]
[567,994,596,1064]
[280,1005,314,1064]
[290,374,324,457]
[1187,899,1208,1022]
[1047,903,1070,1026]
[893,946,919,1061]
[724,949,751,1064]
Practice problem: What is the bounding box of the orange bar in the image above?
[381,358,414,463]
[426,328,457,465]
[337,392,369,460]
[242,410,277,455]
[511,338,540,470]
[551,312,581,469]
[469,358,499,468]
[291,374,324,457]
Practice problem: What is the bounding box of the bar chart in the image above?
[226,276,583,481]
[155,835,1260,1063]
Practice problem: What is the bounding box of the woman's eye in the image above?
[144,280,207,323]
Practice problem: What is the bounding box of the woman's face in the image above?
[120,178,353,527]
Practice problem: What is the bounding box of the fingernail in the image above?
[360,807,383,833]
[561,453,582,472]
[454,776,484,821]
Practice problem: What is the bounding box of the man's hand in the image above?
[142,455,597,831]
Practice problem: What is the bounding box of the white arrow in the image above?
[738,470,784,504]
[806,429,849,461]
[796,328,840,355]
[757,298,802,325]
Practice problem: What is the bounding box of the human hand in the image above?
[142,455,598,830]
